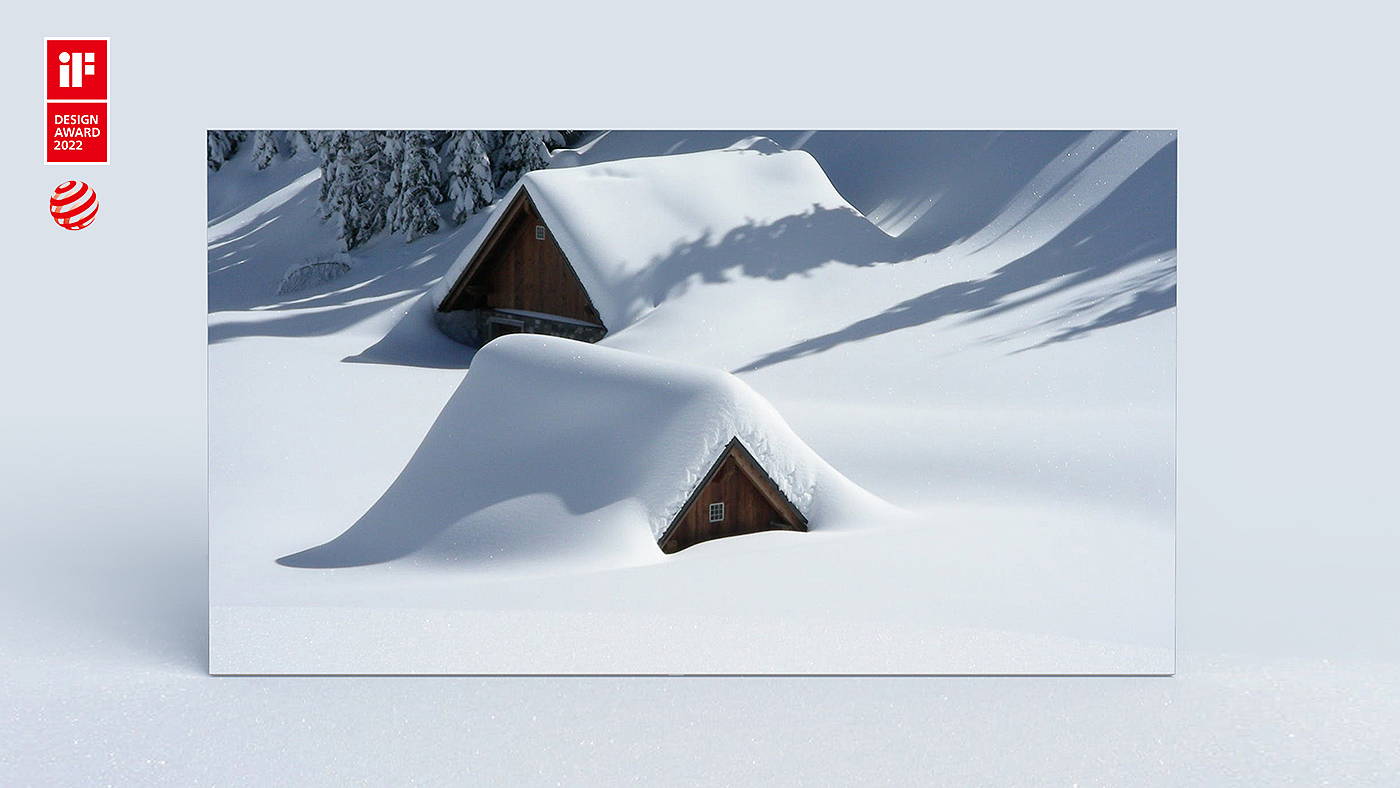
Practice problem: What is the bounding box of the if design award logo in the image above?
[46,38,108,165]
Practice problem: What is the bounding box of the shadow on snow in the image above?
[210,132,1176,373]
[735,140,1177,371]
[275,369,672,568]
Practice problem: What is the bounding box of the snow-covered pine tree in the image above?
[337,131,391,250]
[250,130,279,169]
[486,130,506,186]
[206,131,247,171]
[520,129,550,174]
[328,141,358,241]
[492,130,550,190]
[388,130,443,241]
[206,132,227,171]
[446,131,495,224]
[341,198,366,253]
[433,132,453,198]
[317,131,352,220]
[287,131,317,157]
[368,131,395,233]
[382,131,405,221]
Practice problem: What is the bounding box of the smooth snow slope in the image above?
[281,334,897,569]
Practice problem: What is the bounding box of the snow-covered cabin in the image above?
[659,435,808,554]
[431,138,881,346]
[443,335,848,554]
[279,335,891,567]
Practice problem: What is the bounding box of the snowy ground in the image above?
[8,623,1397,786]
[209,131,1175,674]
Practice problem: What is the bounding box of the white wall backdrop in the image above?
[2,0,1396,783]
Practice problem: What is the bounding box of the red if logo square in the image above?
[46,39,108,101]
[48,103,107,164]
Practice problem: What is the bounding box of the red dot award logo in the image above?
[50,180,99,230]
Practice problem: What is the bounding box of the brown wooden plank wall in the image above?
[478,199,599,325]
[661,455,798,553]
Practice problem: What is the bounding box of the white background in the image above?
[3,1,1397,784]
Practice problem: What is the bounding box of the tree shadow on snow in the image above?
[1028,257,1177,349]
[213,132,1175,372]
[627,203,901,314]
[736,140,1177,372]
[800,130,1095,255]
[208,166,493,357]
[207,231,491,369]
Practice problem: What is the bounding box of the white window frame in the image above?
[535,225,546,240]
[708,502,724,522]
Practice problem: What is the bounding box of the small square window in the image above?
[708,502,725,522]
[535,225,546,240]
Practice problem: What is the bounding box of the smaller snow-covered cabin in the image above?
[659,437,807,553]
[432,138,880,347]
[279,335,894,568]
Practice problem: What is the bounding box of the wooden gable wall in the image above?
[659,439,808,554]
[440,190,603,327]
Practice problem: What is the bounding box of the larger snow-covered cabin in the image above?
[435,187,608,345]
[431,138,882,347]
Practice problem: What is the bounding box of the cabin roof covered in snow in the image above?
[279,333,892,569]
[431,138,878,332]
[462,334,830,539]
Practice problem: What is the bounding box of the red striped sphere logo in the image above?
[50,180,99,230]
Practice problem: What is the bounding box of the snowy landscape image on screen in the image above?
[208,130,1176,674]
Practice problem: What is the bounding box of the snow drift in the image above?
[279,334,896,569]
[430,138,895,334]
